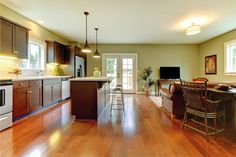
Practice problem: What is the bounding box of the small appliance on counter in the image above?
[93,67,101,78]
[0,79,13,131]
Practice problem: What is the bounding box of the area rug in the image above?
[149,96,163,108]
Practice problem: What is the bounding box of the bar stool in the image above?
[110,85,125,117]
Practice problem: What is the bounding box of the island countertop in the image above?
[70,77,114,82]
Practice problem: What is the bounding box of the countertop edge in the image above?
[12,76,72,81]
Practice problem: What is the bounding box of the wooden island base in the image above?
[70,77,111,120]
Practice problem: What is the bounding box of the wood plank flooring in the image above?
[1,95,236,157]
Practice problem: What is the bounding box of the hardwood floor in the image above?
[1,95,236,157]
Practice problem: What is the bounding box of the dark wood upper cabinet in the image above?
[0,17,29,59]
[65,45,87,77]
[0,18,15,56]
[46,40,65,64]
[15,25,28,59]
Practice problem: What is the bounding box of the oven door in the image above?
[0,85,13,115]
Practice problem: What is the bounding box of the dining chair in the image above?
[181,80,225,141]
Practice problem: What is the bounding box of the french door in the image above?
[102,54,137,93]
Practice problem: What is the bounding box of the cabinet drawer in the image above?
[43,79,61,85]
[29,80,42,87]
[13,81,29,89]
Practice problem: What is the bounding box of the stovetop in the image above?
[0,78,13,86]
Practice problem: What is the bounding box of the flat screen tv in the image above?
[160,67,180,79]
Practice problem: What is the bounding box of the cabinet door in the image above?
[43,85,52,106]
[55,42,64,64]
[15,25,28,59]
[0,19,15,56]
[52,83,61,102]
[28,86,42,112]
[13,88,28,119]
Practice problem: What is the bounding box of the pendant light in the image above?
[93,28,100,58]
[82,12,92,53]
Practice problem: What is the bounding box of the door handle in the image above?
[0,89,5,107]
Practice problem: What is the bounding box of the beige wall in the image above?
[199,29,236,82]
[0,4,69,77]
[87,44,200,91]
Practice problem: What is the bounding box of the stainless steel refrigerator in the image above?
[75,56,85,77]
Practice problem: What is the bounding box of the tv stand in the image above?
[157,79,180,96]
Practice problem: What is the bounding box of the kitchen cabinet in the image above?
[13,80,42,120]
[13,87,28,119]
[0,17,29,59]
[43,79,62,106]
[28,80,42,112]
[15,25,28,59]
[65,45,87,77]
[46,41,65,64]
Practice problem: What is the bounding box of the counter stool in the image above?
[110,85,125,117]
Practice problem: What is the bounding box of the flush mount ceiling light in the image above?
[38,20,44,24]
[81,12,92,53]
[93,28,100,58]
[186,23,201,36]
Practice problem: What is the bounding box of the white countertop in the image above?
[70,77,114,82]
[12,76,72,81]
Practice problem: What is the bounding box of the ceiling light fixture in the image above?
[186,23,201,36]
[81,12,92,53]
[38,20,44,24]
[93,28,100,58]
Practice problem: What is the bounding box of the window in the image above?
[19,39,45,70]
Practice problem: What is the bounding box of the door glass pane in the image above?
[122,58,133,90]
[106,58,117,89]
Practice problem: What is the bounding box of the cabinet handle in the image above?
[19,83,24,86]
[27,91,32,94]
[13,50,19,54]
[34,82,38,84]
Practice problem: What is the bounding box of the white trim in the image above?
[224,39,236,75]
[102,53,138,93]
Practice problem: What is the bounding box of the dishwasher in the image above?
[61,78,71,100]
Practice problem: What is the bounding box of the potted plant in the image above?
[140,66,156,96]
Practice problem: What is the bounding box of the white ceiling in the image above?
[1,0,236,44]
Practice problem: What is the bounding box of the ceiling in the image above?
[1,0,236,44]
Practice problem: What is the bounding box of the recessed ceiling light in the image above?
[38,20,44,24]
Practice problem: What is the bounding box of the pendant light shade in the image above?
[186,23,201,36]
[82,12,92,53]
[93,28,100,58]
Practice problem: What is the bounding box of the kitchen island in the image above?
[70,77,113,120]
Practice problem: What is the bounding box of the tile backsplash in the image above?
[0,58,58,78]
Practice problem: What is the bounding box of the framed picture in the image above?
[205,55,217,74]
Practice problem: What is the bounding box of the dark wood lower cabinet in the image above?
[43,85,52,106]
[52,83,61,102]
[28,86,42,112]
[13,80,42,120]
[13,88,28,119]
[43,79,62,106]
[13,79,63,120]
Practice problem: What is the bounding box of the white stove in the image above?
[0,79,13,131]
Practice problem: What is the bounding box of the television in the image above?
[160,67,180,79]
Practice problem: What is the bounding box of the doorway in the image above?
[102,54,137,93]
